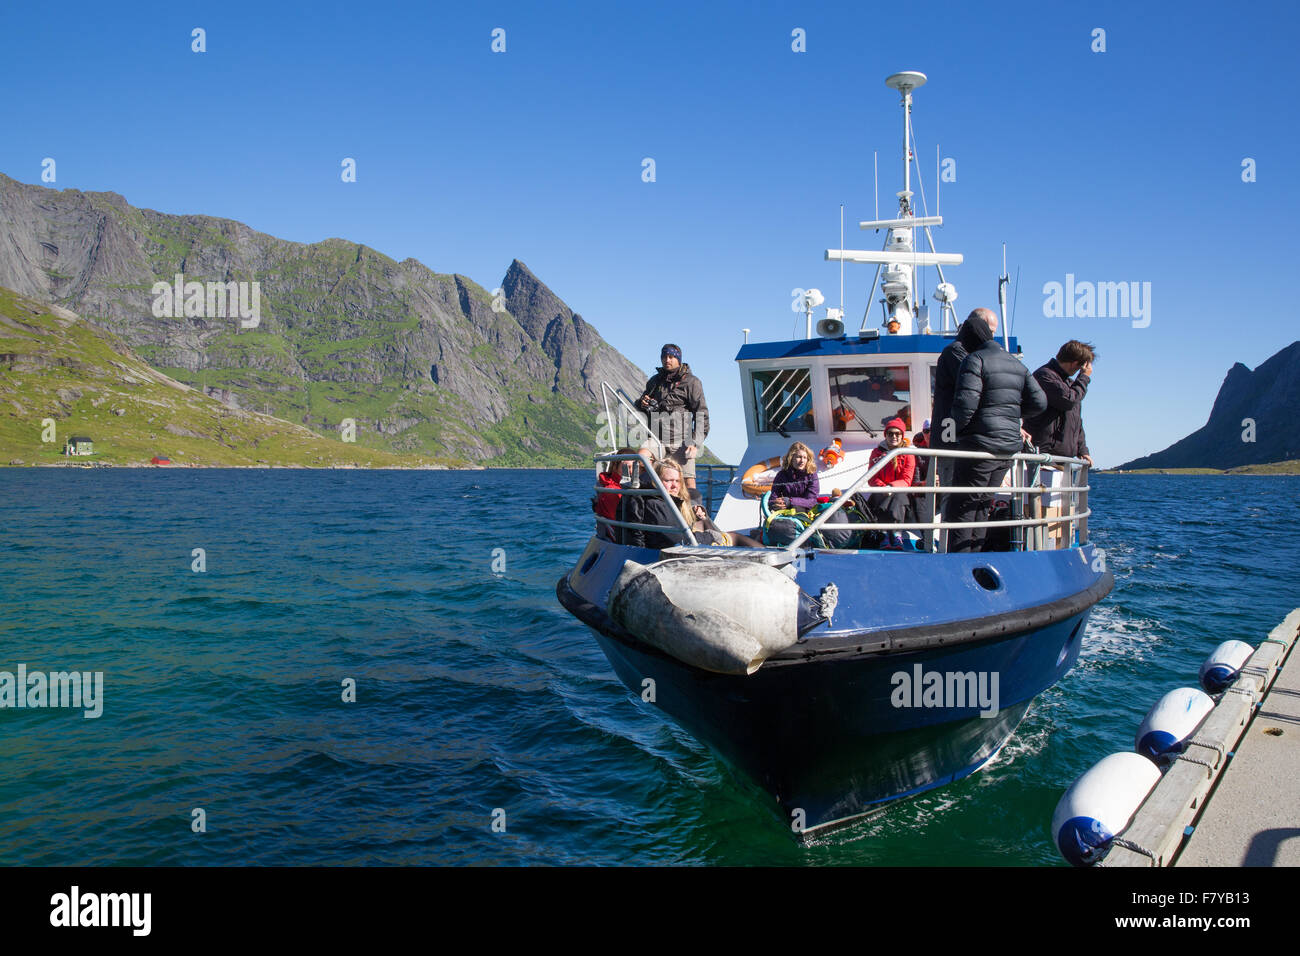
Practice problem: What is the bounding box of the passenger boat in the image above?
[557,71,1113,837]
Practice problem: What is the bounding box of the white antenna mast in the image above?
[998,242,1010,350]
[873,152,878,221]
[839,203,845,315]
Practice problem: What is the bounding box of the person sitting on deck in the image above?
[592,447,640,542]
[631,462,760,549]
[907,421,932,525]
[616,450,654,544]
[626,461,692,549]
[911,421,931,483]
[867,417,916,549]
[769,442,820,512]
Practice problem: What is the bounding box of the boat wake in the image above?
[1076,603,1169,665]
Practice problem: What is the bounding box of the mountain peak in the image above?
[1119,340,1300,469]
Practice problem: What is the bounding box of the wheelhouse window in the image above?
[752,368,814,432]
[829,366,912,434]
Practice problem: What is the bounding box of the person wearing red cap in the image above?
[867,417,915,548]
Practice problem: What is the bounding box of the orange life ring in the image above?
[741,456,783,498]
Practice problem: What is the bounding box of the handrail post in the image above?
[601,382,667,459]
[1078,460,1089,545]
[1009,458,1023,552]
[935,449,948,554]
[600,388,615,453]
[1062,460,1074,548]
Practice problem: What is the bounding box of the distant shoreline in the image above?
[1100,460,1300,476]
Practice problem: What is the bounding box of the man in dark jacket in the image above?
[931,309,999,506]
[942,320,1048,552]
[637,344,709,498]
[1025,341,1095,466]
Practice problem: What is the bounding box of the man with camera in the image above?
[1025,340,1095,467]
[636,344,710,499]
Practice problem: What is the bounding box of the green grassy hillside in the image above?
[0,286,465,468]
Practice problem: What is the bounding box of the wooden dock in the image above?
[1106,607,1300,867]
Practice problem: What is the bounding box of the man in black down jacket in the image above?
[1024,340,1095,466]
[942,318,1048,552]
[932,309,1000,502]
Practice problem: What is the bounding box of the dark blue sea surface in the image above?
[0,469,1296,865]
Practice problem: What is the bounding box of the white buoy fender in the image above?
[1052,752,1161,866]
[1134,687,1214,762]
[607,557,804,675]
[1199,640,1254,694]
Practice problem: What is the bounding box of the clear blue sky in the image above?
[2,0,1296,466]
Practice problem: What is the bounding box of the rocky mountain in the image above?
[1118,341,1300,470]
[0,172,650,465]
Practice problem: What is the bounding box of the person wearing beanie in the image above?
[942,310,1048,552]
[866,417,915,548]
[931,309,998,509]
[636,343,710,497]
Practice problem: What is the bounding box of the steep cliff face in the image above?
[0,172,649,464]
[1119,341,1300,469]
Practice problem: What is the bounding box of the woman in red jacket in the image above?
[867,417,915,548]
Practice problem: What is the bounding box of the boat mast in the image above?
[899,74,913,217]
[998,242,1010,350]
[825,71,962,334]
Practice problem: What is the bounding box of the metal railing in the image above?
[599,383,666,459]
[784,445,1090,553]
[592,451,698,546]
[589,444,1090,556]
[697,463,737,516]
[599,381,728,514]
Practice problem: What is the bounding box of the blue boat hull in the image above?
[558,538,1112,834]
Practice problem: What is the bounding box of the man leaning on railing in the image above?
[943,309,1048,553]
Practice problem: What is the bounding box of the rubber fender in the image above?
[1052,752,1161,866]
[1134,687,1214,763]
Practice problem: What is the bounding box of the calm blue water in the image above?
[0,470,1296,865]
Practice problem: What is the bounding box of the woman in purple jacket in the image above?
[770,442,820,510]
